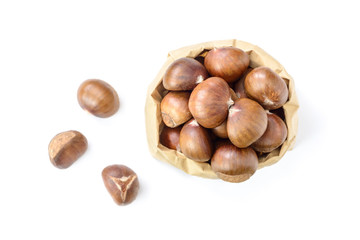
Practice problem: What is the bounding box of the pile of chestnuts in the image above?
[159,47,289,183]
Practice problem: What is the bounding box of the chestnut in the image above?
[227,98,268,148]
[252,112,288,153]
[234,67,253,98]
[48,130,88,169]
[77,79,120,118]
[211,142,258,183]
[163,57,209,91]
[244,66,289,110]
[189,77,234,128]
[179,119,213,162]
[160,125,182,151]
[160,91,192,128]
[102,164,139,205]
[204,47,250,83]
[211,120,228,139]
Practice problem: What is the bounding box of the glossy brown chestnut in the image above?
[227,98,268,148]
[163,57,209,91]
[77,79,120,118]
[189,77,233,128]
[160,125,182,151]
[48,130,88,169]
[160,91,192,128]
[244,66,289,110]
[179,119,213,162]
[211,142,258,183]
[102,164,139,205]
[212,120,228,139]
[204,47,250,83]
[252,113,288,153]
[234,68,253,98]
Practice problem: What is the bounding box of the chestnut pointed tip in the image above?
[227,97,234,108]
[196,75,204,84]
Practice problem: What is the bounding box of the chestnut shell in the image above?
[211,120,228,139]
[160,125,182,151]
[189,77,233,128]
[211,142,258,183]
[204,47,250,83]
[244,66,289,110]
[252,113,288,153]
[160,91,192,128]
[179,119,213,162]
[234,67,253,99]
[77,79,120,118]
[163,57,209,91]
[102,165,139,205]
[227,98,268,148]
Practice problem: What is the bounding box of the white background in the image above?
[1,0,359,239]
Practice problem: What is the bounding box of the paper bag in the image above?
[145,39,299,179]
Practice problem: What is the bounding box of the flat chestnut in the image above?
[204,47,250,83]
[163,58,209,91]
[48,130,88,169]
[102,165,140,205]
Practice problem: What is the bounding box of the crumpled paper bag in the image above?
[145,39,299,179]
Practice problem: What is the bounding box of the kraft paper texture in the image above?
[145,39,299,179]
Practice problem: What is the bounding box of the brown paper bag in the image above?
[145,39,299,179]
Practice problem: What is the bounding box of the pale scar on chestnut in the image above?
[109,175,137,201]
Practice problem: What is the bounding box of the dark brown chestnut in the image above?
[77,79,120,118]
[227,98,268,148]
[204,47,250,83]
[179,119,213,162]
[211,142,258,183]
[234,67,253,98]
[160,91,192,128]
[212,120,228,139]
[189,77,234,128]
[252,112,288,153]
[160,125,182,151]
[163,57,209,91]
[244,66,289,110]
[102,165,139,205]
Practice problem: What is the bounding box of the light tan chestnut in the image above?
[189,77,234,128]
[160,91,191,128]
[212,120,228,139]
[234,67,253,99]
[48,130,88,169]
[211,141,258,183]
[252,112,288,153]
[244,66,289,110]
[163,58,209,91]
[204,47,250,83]
[102,165,140,205]
[227,98,268,148]
[77,79,120,118]
[179,119,213,162]
[160,125,182,151]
